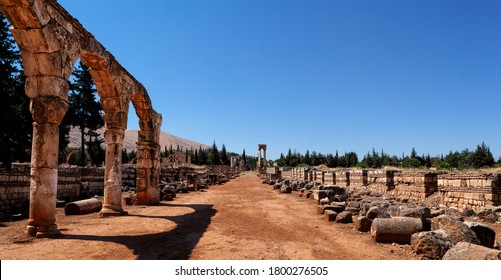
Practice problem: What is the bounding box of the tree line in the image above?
[160,143,256,170]
[275,143,500,170]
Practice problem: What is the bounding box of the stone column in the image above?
[258,149,262,168]
[100,127,128,216]
[26,78,69,237]
[263,148,267,167]
[135,140,160,205]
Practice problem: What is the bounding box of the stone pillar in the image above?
[263,148,267,166]
[100,127,128,216]
[257,149,262,168]
[26,77,69,237]
[135,140,160,205]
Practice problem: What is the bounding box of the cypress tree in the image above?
[62,60,104,166]
[0,13,32,168]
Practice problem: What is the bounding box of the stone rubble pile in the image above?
[265,168,501,260]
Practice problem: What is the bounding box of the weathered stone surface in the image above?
[371,217,423,244]
[410,230,453,259]
[464,222,496,248]
[335,211,353,223]
[430,214,463,231]
[399,206,431,219]
[442,242,501,260]
[279,185,292,194]
[367,207,391,219]
[324,210,338,222]
[432,215,480,245]
[355,216,372,232]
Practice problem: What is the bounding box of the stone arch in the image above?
[80,52,131,216]
[131,87,162,205]
[0,0,162,236]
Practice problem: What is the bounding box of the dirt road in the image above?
[0,172,418,260]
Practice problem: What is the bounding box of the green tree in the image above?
[62,60,104,166]
[0,13,32,168]
[471,142,494,168]
[210,141,220,165]
[402,158,421,168]
[198,146,208,165]
[220,144,230,165]
[242,149,247,169]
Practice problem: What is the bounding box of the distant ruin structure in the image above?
[0,0,162,237]
[257,144,267,169]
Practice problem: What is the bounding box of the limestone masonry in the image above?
[280,167,501,210]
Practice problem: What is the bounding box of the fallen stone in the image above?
[432,215,480,245]
[317,205,338,214]
[64,198,102,216]
[399,206,431,220]
[355,216,372,232]
[371,217,423,244]
[367,207,391,219]
[335,211,353,223]
[430,215,463,231]
[430,209,445,218]
[324,210,338,222]
[410,230,453,260]
[442,242,501,260]
[464,222,496,248]
[279,185,292,194]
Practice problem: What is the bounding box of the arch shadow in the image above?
[58,203,217,260]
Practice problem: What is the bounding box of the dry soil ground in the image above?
[0,172,499,260]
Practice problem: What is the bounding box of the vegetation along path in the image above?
[0,172,418,260]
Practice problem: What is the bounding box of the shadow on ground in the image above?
[58,203,216,259]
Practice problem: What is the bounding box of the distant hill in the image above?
[69,127,210,151]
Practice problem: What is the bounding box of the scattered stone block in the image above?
[355,216,372,232]
[442,242,501,260]
[324,210,338,221]
[432,216,480,245]
[335,211,353,223]
[64,198,102,216]
[367,207,390,219]
[371,217,423,244]
[280,185,292,194]
[399,206,431,219]
[464,222,496,248]
[410,230,453,259]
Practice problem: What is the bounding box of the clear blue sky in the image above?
[58,0,501,160]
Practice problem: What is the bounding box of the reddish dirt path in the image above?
[0,172,419,260]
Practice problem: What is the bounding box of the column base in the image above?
[26,224,60,238]
[99,207,128,217]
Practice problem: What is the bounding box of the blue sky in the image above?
[58,0,501,160]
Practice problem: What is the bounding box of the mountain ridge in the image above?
[68,127,210,152]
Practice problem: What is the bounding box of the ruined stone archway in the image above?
[131,88,162,205]
[0,0,162,237]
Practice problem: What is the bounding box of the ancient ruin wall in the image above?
[348,169,368,189]
[366,170,395,194]
[393,171,439,202]
[335,170,350,188]
[0,167,136,212]
[438,173,501,212]
[323,172,335,185]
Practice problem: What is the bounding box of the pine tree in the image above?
[62,60,104,166]
[220,144,230,165]
[210,141,220,165]
[0,13,32,168]
[242,149,247,169]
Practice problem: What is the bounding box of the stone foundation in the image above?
[438,172,501,212]
[394,171,439,202]
[0,166,133,213]
[268,167,501,212]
